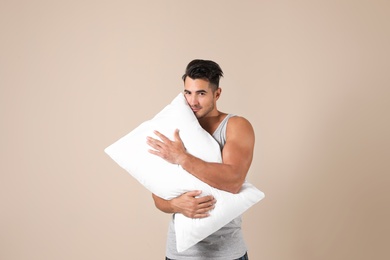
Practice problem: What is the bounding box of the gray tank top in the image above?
[166,114,247,259]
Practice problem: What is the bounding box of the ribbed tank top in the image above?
[166,114,247,260]
[212,113,234,150]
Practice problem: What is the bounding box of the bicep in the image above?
[221,117,255,177]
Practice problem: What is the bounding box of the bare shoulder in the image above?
[226,116,255,140]
[227,116,254,132]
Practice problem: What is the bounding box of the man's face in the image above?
[183,77,220,119]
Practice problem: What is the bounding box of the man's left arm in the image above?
[147,116,255,194]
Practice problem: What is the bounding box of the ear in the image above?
[215,88,222,100]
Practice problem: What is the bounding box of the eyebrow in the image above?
[184,90,208,94]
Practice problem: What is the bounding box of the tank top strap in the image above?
[212,114,236,150]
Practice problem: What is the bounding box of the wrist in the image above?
[170,197,180,214]
[177,152,189,166]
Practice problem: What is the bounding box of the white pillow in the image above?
[104,93,265,252]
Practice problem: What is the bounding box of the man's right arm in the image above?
[152,191,216,218]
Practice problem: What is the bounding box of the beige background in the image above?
[1,0,389,259]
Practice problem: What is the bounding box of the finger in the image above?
[193,212,210,219]
[197,201,216,211]
[146,136,165,149]
[195,195,215,204]
[153,130,171,142]
[184,190,202,197]
[148,149,161,156]
[198,199,216,210]
[194,205,216,218]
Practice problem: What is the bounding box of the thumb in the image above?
[174,129,181,141]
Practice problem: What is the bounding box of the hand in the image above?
[146,129,187,165]
[171,190,216,218]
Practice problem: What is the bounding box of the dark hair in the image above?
[182,59,224,91]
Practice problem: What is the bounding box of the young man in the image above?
[147,59,255,260]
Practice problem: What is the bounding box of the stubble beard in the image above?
[194,103,215,119]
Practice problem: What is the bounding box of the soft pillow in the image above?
[104,93,265,252]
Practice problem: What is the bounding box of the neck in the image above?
[198,111,226,134]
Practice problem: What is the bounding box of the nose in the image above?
[187,95,199,107]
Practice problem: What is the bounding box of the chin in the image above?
[194,113,204,119]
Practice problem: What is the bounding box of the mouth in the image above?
[191,107,201,113]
